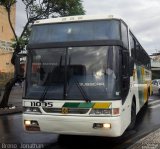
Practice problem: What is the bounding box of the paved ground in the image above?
[129,95,160,149]
[0,85,23,115]
[129,128,160,149]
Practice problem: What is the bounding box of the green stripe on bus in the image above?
[78,103,94,108]
[63,103,80,108]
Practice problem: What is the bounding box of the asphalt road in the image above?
[0,95,160,149]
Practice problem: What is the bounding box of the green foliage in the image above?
[11,26,31,50]
[0,0,16,11]
[22,0,85,20]
[50,0,85,17]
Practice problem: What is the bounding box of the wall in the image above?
[0,4,16,88]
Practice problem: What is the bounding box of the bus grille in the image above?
[42,108,89,114]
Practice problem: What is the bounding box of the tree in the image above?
[0,0,85,108]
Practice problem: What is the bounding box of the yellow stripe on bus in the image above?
[93,102,111,109]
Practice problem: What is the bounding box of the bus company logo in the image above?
[61,107,69,114]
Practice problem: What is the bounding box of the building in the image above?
[150,52,160,79]
[0,4,16,87]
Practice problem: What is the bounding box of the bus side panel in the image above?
[121,93,132,132]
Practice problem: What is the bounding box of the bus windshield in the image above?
[29,20,120,44]
[26,46,121,100]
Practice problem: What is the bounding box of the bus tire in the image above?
[128,100,136,130]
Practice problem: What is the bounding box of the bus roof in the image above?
[34,15,122,25]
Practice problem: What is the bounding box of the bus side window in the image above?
[135,40,140,63]
[129,33,136,59]
[121,22,129,49]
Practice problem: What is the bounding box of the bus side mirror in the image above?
[129,57,134,76]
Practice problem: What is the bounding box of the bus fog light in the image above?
[93,123,111,129]
[24,120,39,126]
[103,123,111,128]
[24,120,31,126]
[24,120,40,131]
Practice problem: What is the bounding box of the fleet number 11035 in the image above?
[30,101,53,107]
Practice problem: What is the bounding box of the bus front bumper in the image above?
[23,114,123,137]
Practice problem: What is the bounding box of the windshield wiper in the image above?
[73,78,91,102]
[67,55,91,102]
[39,86,50,101]
[39,55,63,101]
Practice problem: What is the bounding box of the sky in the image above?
[16,0,160,54]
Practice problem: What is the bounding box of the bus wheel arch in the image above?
[127,96,136,130]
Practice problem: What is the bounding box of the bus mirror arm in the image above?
[129,57,134,76]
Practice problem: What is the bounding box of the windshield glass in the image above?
[29,20,120,44]
[26,46,121,100]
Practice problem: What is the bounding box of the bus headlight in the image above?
[24,120,40,131]
[93,123,111,129]
[25,120,31,125]
[89,109,112,115]
[23,107,41,114]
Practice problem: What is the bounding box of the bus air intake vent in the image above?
[42,108,89,114]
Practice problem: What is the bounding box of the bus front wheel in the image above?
[128,101,136,130]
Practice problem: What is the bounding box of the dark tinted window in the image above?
[121,22,128,48]
[130,35,150,69]
[29,20,120,44]
[129,33,136,58]
[26,46,121,100]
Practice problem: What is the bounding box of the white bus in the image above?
[23,15,151,137]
